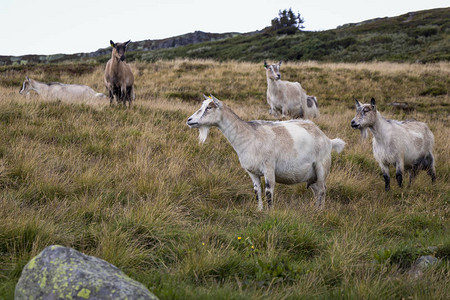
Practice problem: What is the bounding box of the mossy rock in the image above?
[15,245,158,300]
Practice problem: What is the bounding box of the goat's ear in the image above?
[370,98,376,110]
[210,95,223,109]
[203,94,210,100]
[110,40,115,48]
[26,76,30,81]
[355,98,362,109]
[125,40,131,47]
[264,60,268,69]
[278,60,282,66]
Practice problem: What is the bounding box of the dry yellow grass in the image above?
[0,59,449,299]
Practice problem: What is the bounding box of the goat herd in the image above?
[18,41,436,211]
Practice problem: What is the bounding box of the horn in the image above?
[210,95,222,108]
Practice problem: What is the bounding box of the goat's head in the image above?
[351,98,377,139]
[264,60,282,81]
[110,40,131,61]
[19,76,33,95]
[187,95,224,143]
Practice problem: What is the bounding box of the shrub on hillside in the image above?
[268,8,304,35]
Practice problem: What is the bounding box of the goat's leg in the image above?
[109,90,114,106]
[427,152,437,183]
[112,86,120,105]
[395,160,404,188]
[310,163,326,208]
[408,166,418,188]
[298,107,304,119]
[247,171,263,211]
[269,105,277,117]
[380,164,390,191]
[127,86,134,108]
[125,88,130,108]
[121,88,127,106]
[281,107,287,119]
[310,182,326,209]
[263,170,276,209]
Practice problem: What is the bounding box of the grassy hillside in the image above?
[0,60,449,299]
[1,7,449,66]
[131,7,449,63]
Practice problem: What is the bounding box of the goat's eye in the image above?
[205,107,211,111]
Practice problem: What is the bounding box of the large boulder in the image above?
[15,245,158,300]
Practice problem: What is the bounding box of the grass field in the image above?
[0,60,449,299]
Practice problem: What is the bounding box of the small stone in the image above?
[408,255,439,278]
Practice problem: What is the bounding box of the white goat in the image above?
[19,76,106,100]
[265,60,319,119]
[187,95,345,210]
[351,98,436,191]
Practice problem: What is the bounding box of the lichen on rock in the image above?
[15,245,158,300]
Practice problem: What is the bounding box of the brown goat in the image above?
[104,40,135,107]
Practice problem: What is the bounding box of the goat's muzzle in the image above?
[187,118,199,128]
[350,120,360,129]
[120,55,126,61]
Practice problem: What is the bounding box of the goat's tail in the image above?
[331,138,346,153]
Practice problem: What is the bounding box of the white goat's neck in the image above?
[368,112,391,143]
[217,106,256,155]
[267,76,279,92]
[29,79,48,95]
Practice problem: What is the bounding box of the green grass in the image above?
[0,60,449,299]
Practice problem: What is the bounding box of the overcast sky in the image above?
[1,0,448,56]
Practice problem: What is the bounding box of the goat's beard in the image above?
[360,127,368,140]
[198,127,210,144]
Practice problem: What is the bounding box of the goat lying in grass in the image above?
[19,76,106,100]
[187,95,345,210]
[264,60,319,120]
[351,98,436,191]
